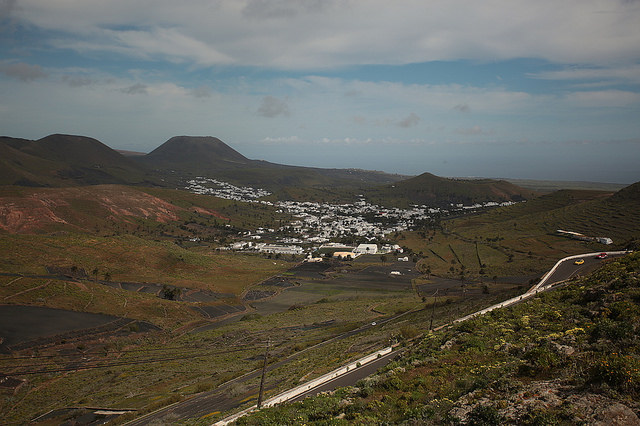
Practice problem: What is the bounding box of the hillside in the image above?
[395,182,640,283]
[136,135,407,198]
[238,252,640,425]
[364,172,539,207]
[0,184,290,235]
[0,134,153,187]
[446,183,640,248]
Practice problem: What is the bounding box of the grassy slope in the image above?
[0,185,291,233]
[238,252,640,425]
[403,187,640,279]
[0,233,290,295]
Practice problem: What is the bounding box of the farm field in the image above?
[0,249,523,424]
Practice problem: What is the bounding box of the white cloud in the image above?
[13,0,640,69]
[261,136,301,144]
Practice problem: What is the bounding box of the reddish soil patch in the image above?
[0,185,205,233]
[191,206,229,221]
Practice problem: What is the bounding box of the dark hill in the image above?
[0,134,152,186]
[364,172,538,207]
[143,136,250,168]
[610,180,640,202]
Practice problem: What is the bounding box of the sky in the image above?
[1,0,639,184]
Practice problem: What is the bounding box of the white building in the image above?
[258,244,304,255]
[355,244,378,255]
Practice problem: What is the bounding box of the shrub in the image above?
[588,352,640,393]
[467,404,504,425]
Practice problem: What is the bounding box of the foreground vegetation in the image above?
[239,252,640,425]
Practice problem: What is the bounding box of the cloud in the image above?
[397,112,420,128]
[257,95,290,117]
[12,0,640,69]
[455,126,495,136]
[0,0,17,19]
[190,85,212,98]
[563,90,640,107]
[120,83,148,95]
[242,0,330,19]
[528,65,640,85]
[62,75,96,87]
[0,61,47,81]
[261,135,302,144]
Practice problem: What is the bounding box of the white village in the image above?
[186,177,516,260]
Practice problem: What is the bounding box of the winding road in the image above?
[128,250,629,425]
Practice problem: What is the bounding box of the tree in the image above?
[161,285,181,301]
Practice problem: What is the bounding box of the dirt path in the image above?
[3,280,51,301]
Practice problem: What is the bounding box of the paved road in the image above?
[531,251,625,293]
[288,349,399,403]
[542,254,605,283]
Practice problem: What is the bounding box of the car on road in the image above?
[574,258,585,265]
[596,253,608,259]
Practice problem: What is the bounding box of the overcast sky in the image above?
[1,0,639,183]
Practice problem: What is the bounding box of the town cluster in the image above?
[186,177,515,259]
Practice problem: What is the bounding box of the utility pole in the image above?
[257,338,270,409]
[429,289,438,330]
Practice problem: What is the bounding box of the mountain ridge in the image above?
[3,133,538,205]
